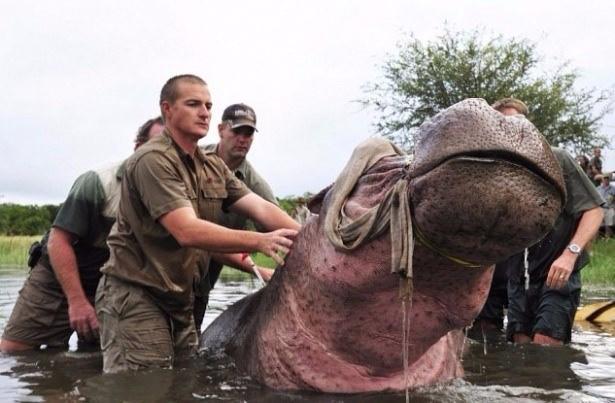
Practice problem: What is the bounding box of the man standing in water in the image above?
[95,74,300,372]
[488,98,604,345]
[0,117,164,352]
[194,103,278,332]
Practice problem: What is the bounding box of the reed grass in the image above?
[0,235,40,267]
[584,238,615,286]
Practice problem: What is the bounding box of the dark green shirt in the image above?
[40,161,125,296]
[507,147,605,280]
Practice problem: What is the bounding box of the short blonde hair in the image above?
[492,98,529,116]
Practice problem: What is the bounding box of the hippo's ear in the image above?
[307,184,332,214]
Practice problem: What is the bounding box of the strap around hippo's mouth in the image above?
[411,220,482,269]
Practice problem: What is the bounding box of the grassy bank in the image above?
[0,235,279,270]
[584,238,615,286]
[0,235,40,267]
[0,235,279,280]
[218,253,277,282]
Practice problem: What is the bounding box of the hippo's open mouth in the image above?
[413,150,566,205]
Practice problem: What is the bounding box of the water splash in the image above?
[460,326,469,361]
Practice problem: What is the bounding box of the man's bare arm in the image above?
[210,252,274,282]
[47,227,98,340]
[546,206,604,289]
[229,193,301,232]
[159,207,297,264]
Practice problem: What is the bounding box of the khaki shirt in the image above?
[102,131,250,315]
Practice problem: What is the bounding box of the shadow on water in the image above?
[1,269,615,402]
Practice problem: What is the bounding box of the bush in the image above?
[0,203,59,235]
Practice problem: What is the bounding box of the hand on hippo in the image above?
[257,228,297,265]
[255,266,274,282]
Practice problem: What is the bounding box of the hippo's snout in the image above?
[410,154,562,265]
[405,98,565,265]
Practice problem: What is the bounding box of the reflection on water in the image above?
[1,268,614,402]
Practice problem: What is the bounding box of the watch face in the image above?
[568,244,582,254]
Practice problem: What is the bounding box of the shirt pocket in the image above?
[199,182,228,222]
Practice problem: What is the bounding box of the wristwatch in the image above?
[567,243,582,255]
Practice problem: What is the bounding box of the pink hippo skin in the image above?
[200,99,566,393]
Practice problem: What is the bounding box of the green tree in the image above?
[362,29,614,154]
[0,203,57,235]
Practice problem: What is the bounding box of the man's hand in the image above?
[256,228,298,265]
[546,207,602,289]
[68,298,99,341]
[48,227,100,340]
[545,253,575,289]
[255,266,274,282]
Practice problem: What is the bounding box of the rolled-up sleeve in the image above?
[132,152,193,220]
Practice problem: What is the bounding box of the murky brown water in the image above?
[1,267,614,402]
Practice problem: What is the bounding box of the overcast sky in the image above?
[1,0,614,204]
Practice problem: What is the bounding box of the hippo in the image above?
[200,98,566,393]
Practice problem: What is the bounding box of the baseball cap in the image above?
[221,103,258,131]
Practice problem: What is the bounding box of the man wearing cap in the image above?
[95,74,300,372]
[0,116,164,353]
[486,98,604,345]
[194,103,278,331]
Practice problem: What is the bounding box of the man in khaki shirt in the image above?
[95,74,299,373]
